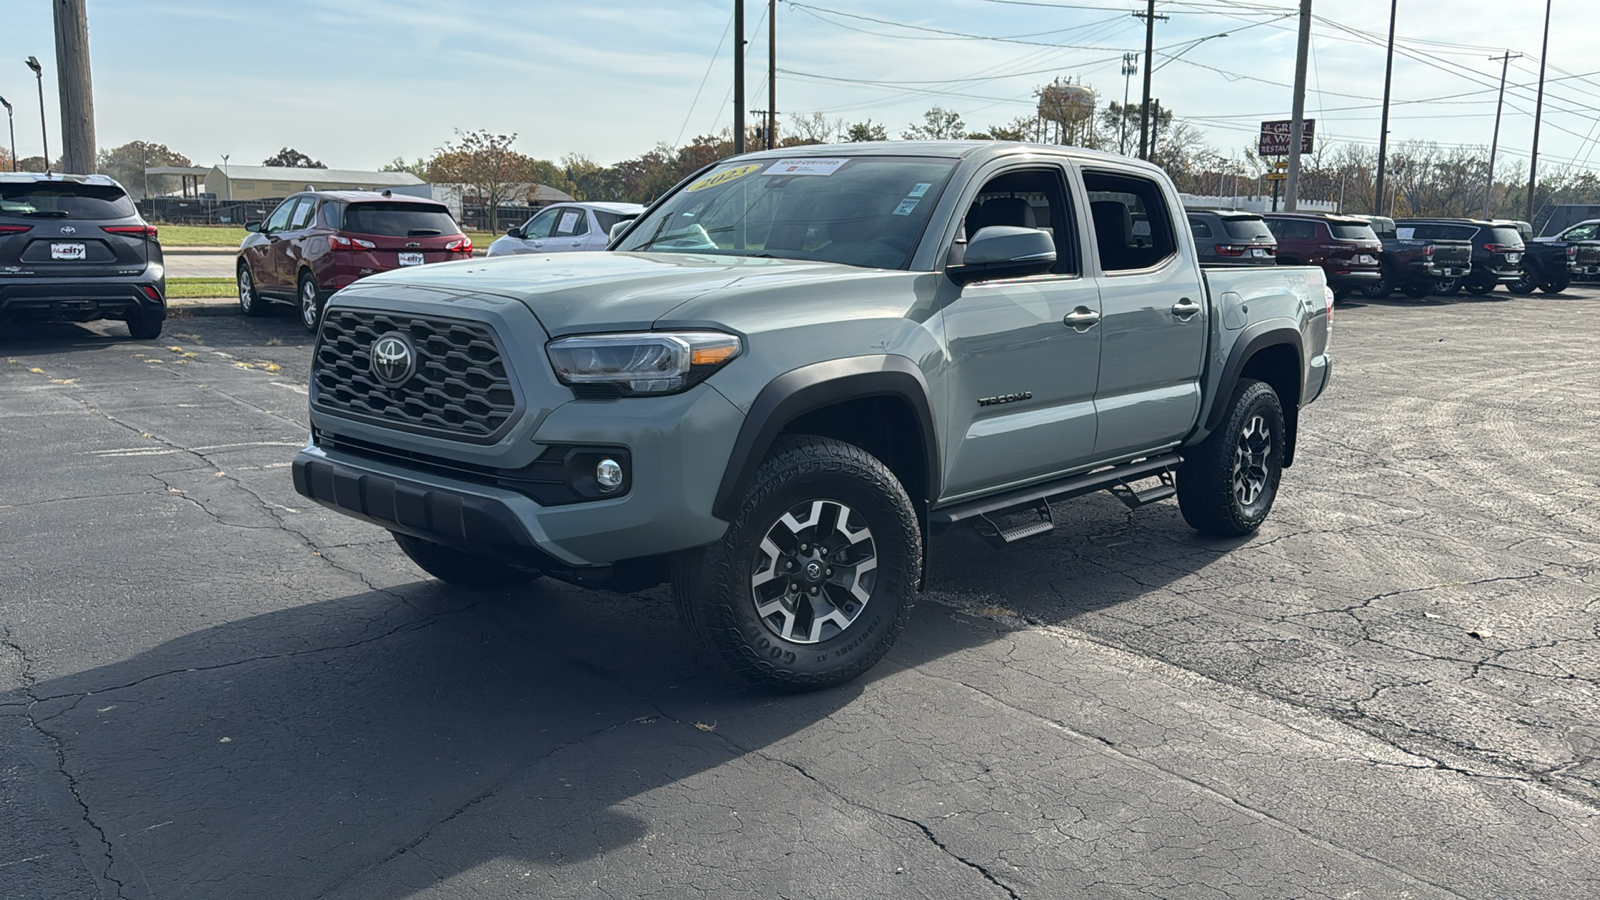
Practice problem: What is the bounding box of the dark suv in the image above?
[0,173,165,339]
[1184,208,1277,266]
[237,190,472,332]
[1262,212,1383,300]
[1394,218,1524,296]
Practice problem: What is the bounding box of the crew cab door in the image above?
[939,163,1103,501]
[1079,166,1207,459]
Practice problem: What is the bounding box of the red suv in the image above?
[1262,212,1383,301]
[236,191,472,331]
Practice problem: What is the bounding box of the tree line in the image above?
[7,86,1596,230]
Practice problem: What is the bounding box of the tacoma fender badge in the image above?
[978,391,1032,407]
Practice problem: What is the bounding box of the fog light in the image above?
[595,458,624,492]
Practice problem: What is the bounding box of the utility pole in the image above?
[1283,0,1312,211]
[733,0,745,155]
[1373,0,1397,217]
[1134,1,1167,160]
[1150,99,1162,162]
[54,0,95,174]
[1484,51,1520,219]
[767,0,776,150]
[1526,0,1551,225]
[1119,52,1138,156]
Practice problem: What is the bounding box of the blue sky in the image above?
[2,0,1596,176]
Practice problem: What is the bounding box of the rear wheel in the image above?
[298,271,324,333]
[237,262,267,316]
[392,532,541,586]
[1435,276,1462,297]
[672,435,920,691]
[126,305,163,339]
[1507,265,1539,295]
[1401,282,1431,299]
[1463,267,1496,295]
[1541,274,1570,294]
[1177,379,1285,537]
[1361,267,1395,299]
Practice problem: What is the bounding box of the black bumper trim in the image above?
[293,454,559,568]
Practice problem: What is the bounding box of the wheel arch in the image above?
[712,356,940,522]
[1205,325,1304,468]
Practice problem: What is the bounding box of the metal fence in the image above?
[139,197,277,226]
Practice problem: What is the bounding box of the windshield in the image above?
[616,156,959,269]
[343,202,462,237]
[0,183,137,219]
[1330,223,1379,242]
[1221,217,1274,241]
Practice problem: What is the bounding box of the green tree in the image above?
[902,107,966,140]
[425,130,540,218]
[380,156,429,177]
[844,120,889,142]
[96,141,191,199]
[262,147,326,168]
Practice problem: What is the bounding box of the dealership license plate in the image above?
[1505,252,1521,263]
[51,243,87,260]
[1251,248,1268,258]
[398,252,424,266]
[1357,254,1376,265]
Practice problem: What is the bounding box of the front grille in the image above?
[313,309,520,442]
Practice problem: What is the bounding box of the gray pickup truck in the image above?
[292,142,1332,689]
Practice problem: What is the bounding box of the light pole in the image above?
[0,95,14,172]
[25,55,48,173]
[222,154,231,201]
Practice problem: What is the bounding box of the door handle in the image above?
[1062,307,1101,330]
[1171,297,1202,319]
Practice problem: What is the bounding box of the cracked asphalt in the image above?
[2,287,1598,899]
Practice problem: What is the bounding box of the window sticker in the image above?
[908,183,932,198]
[893,198,919,216]
[762,158,848,177]
[558,211,581,233]
[684,163,763,193]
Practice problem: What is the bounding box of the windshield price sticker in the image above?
[684,163,763,193]
[908,183,932,198]
[763,158,848,177]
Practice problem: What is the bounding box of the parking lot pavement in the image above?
[3,287,1599,898]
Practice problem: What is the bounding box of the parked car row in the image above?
[1186,204,1600,303]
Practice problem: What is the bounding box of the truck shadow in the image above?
[12,490,1228,897]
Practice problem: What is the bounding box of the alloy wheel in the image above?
[749,498,877,644]
[238,268,254,311]
[1232,414,1272,507]
[300,279,319,329]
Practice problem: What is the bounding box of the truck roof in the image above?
[717,140,1173,179]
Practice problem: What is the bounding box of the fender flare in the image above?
[711,355,941,521]
[1205,323,1304,432]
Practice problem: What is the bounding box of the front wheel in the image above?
[673,435,920,691]
[238,262,268,317]
[1177,379,1285,537]
[392,532,541,586]
[1507,266,1539,295]
[298,271,325,333]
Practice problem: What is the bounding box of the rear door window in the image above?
[288,198,316,230]
[1083,170,1176,272]
[0,182,137,219]
[553,207,588,237]
[1266,218,1316,241]
[343,203,462,237]
[593,210,638,235]
[1221,217,1273,241]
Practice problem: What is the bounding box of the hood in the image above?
[338,251,915,335]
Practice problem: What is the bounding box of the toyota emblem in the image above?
[59,225,76,235]
[370,333,416,387]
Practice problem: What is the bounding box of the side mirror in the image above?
[244,221,262,233]
[609,220,636,242]
[506,225,525,239]
[947,226,1056,285]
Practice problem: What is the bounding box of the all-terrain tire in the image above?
[392,532,542,586]
[672,435,920,691]
[1435,276,1462,297]
[1176,378,1285,537]
[1541,274,1570,294]
[1507,265,1539,295]
[1361,267,1395,299]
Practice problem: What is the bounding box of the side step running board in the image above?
[931,454,1183,547]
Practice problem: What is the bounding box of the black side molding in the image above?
[711,355,940,521]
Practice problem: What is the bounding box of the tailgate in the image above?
[1432,241,1472,267]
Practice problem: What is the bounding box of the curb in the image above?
[168,299,238,317]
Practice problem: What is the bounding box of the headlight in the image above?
[546,331,742,396]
